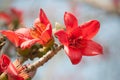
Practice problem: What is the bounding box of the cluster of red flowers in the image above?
[0,8,103,80]
[1,8,103,64]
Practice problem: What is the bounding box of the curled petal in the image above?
[40,9,50,26]
[64,46,82,65]
[80,20,100,39]
[55,29,68,46]
[1,30,20,47]
[80,40,103,56]
[64,12,78,33]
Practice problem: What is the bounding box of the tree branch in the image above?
[25,45,63,73]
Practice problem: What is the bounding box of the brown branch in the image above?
[25,45,63,73]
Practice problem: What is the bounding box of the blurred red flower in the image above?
[0,12,12,25]
[10,8,23,23]
[55,12,103,64]
[0,8,23,25]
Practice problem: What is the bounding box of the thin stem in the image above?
[25,45,63,73]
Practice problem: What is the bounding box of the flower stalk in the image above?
[25,45,63,73]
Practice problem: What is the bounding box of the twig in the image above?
[25,45,63,73]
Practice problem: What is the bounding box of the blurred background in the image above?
[0,0,120,80]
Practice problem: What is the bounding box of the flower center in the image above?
[68,36,82,48]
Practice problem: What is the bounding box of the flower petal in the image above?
[40,9,50,26]
[55,29,68,46]
[7,63,18,77]
[80,20,100,39]
[70,27,82,39]
[64,45,82,65]
[1,30,20,47]
[10,8,23,23]
[64,12,78,33]
[80,40,103,56]
[7,63,24,80]
[20,39,39,49]
[15,28,32,39]
[40,24,52,44]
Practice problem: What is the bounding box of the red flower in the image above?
[1,9,53,49]
[10,8,23,23]
[1,28,39,49]
[55,12,103,65]
[11,8,23,22]
[30,9,52,46]
[0,54,24,80]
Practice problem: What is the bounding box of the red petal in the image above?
[64,12,78,33]
[80,40,103,56]
[15,28,32,39]
[0,54,10,72]
[7,63,24,80]
[20,39,39,49]
[7,63,18,76]
[1,30,20,47]
[1,54,10,68]
[64,45,82,65]
[55,29,68,46]
[70,27,82,39]
[0,12,12,24]
[40,9,50,26]
[80,20,100,39]
[40,24,52,45]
